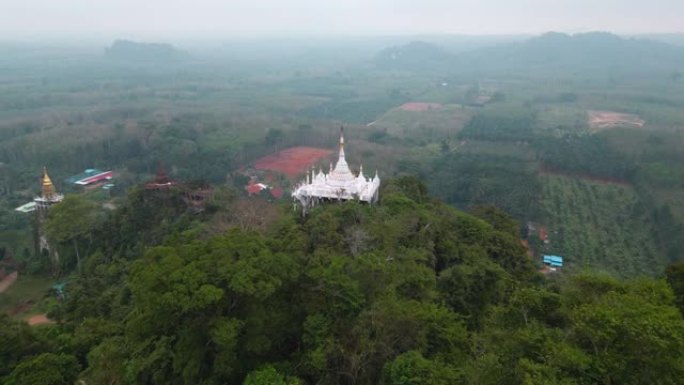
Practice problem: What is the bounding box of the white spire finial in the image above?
[339,126,345,159]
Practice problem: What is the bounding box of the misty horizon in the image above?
[2,0,684,42]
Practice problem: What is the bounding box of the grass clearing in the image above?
[0,274,54,318]
[369,104,472,139]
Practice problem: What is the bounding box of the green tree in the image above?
[83,337,127,385]
[264,128,285,153]
[0,315,45,378]
[471,204,520,237]
[384,351,459,385]
[666,261,684,313]
[4,353,80,385]
[243,365,301,385]
[565,277,684,384]
[45,195,103,272]
[438,257,506,329]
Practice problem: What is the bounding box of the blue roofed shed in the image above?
[543,255,563,267]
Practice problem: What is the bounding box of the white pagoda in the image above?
[292,127,380,213]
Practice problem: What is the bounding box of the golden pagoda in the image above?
[34,166,63,212]
[42,167,56,199]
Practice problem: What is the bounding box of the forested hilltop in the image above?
[2,31,684,384]
[2,177,684,384]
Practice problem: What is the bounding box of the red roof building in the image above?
[245,183,263,195]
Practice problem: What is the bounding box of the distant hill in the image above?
[375,32,684,75]
[105,39,189,62]
[459,32,684,73]
[636,33,684,47]
[374,41,451,71]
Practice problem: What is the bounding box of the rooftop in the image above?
[292,127,380,211]
[543,255,564,267]
[67,169,113,185]
[15,201,37,213]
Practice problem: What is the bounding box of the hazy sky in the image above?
[2,0,683,40]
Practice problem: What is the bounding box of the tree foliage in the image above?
[2,178,684,384]
[45,194,104,272]
[4,353,80,385]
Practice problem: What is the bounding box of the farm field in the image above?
[536,105,588,136]
[253,146,333,178]
[368,103,472,139]
[540,175,663,277]
[398,102,444,111]
[652,188,684,222]
[588,110,645,132]
[457,140,536,160]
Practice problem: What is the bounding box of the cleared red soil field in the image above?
[254,147,333,178]
[27,314,54,326]
[588,110,645,132]
[399,102,443,111]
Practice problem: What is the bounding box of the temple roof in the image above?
[35,166,64,206]
[292,127,380,206]
[42,167,56,199]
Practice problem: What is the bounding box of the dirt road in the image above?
[0,271,18,293]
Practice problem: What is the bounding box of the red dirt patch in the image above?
[588,110,645,132]
[27,314,53,326]
[399,102,443,112]
[0,271,18,293]
[254,147,333,178]
[539,227,549,242]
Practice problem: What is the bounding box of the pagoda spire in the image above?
[41,166,56,199]
[339,126,345,159]
[291,125,381,213]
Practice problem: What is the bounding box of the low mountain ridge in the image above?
[105,39,190,62]
[376,32,684,75]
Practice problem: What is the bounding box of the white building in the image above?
[292,128,380,213]
[15,168,64,213]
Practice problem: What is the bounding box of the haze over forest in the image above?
[3,0,684,40]
[2,1,684,385]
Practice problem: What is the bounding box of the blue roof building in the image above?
[543,255,564,267]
